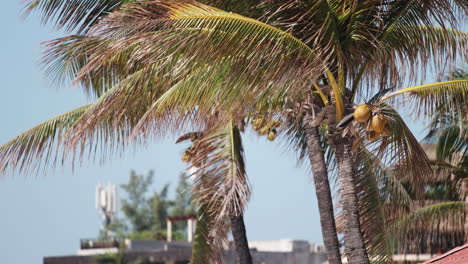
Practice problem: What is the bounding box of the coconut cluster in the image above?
[181,145,204,168]
[179,132,204,167]
[353,104,392,141]
[251,115,281,141]
[181,146,195,163]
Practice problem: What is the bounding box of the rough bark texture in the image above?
[303,113,343,264]
[230,214,253,264]
[335,141,370,264]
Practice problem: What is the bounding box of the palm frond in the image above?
[378,26,467,83]
[0,105,91,174]
[190,202,229,264]
[23,0,132,33]
[387,201,467,254]
[351,3,467,95]
[190,120,251,222]
[42,35,122,98]
[363,104,432,191]
[183,120,250,262]
[54,1,330,146]
[379,80,468,122]
[350,149,393,264]
[435,125,468,164]
[63,64,184,151]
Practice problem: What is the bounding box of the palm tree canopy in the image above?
[2,1,467,261]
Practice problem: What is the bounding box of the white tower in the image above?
[96,183,118,239]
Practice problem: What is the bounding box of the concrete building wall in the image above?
[248,239,312,252]
[46,239,328,264]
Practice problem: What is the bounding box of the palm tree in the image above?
[1,1,467,263]
[386,68,468,255]
[337,68,467,262]
[176,122,253,263]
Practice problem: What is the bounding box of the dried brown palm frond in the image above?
[42,35,137,98]
[38,0,331,151]
[39,1,327,101]
[363,26,468,91]
[179,119,250,262]
[189,120,250,223]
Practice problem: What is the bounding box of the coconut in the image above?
[366,130,380,141]
[267,129,277,141]
[370,113,387,133]
[259,125,270,135]
[353,104,372,122]
[366,120,374,131]
[251,116,266,131]
[181,152,192,163]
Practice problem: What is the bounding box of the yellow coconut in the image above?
[353,104,372,122]
[381,125,392,137]
[181,152,192,163]
[251,116,266,131]
[370,113,387,133]
[259,125,270,135]
[366,130,380,141]
[267,129,277,141]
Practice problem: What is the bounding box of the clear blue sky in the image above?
[0,2,435,264]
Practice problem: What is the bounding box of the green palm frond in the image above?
[387,201,467,254]
[435,125,468,164]
[363,105,432,190]
[379,80,468,121]
[0,105,91,174]
[23,0,133,33]
[351,150,392,264]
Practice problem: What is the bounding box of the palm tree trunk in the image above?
[303,113,343,264]
[230,214,253,264]
[335,140,370,264]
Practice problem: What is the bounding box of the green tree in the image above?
[171,173,196,218]
[110,170,174,240]
[1,1,467,263]
[120,170,156,233]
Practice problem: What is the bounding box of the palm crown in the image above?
[1,0,467,263]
